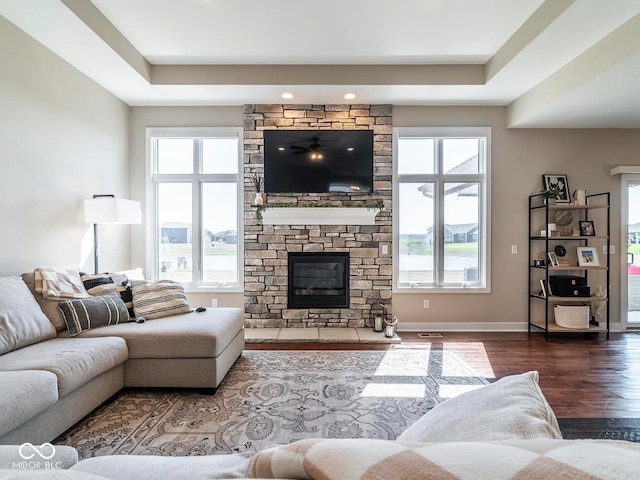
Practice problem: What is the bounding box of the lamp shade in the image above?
[84,197,141,224]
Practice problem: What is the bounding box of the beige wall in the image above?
[128,105,640,327]
[393,106,640,330]
[128,106,244,307]
[0,18,130,275]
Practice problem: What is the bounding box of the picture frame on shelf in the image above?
[577,246,599,266]
[542,174,571,203]
[548,251,559,267]
[579,220,595,236]
[539,279,552,298]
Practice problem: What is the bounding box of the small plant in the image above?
[539,187,563,199]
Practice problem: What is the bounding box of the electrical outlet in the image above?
[603,245,615,255]
[381,243,389,255]
[511,245,518,254]
[423,299,429,309]
[211,299,218,308]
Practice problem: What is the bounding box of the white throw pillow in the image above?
[0,276,56,355]
[396,371,562,442]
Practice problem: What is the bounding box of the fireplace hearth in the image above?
[288,252,350,308]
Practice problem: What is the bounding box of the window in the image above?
[394,128,490,291]
[148,128,242,290]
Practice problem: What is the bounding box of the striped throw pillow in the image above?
[131,281,192,320]
[81,273,134,318]
[58,295,129,336]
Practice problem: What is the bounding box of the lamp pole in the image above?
[92,194,115,274]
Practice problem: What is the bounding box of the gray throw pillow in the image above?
[58,295,129,336]
[81,273,134,318]
[0,276,56,354]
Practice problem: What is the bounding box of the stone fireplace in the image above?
[243,104,392,328]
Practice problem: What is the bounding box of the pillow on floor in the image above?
[396,371,562,442]
[0,276,56,354]
[81,273,134,318]
[131,280,191,320]
[58,295,129,336]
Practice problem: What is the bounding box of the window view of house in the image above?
[151,131,241,288]
[396,133,488,289]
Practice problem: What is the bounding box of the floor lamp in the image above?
[84,195,142,274]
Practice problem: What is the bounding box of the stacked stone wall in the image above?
[243,104,392,327]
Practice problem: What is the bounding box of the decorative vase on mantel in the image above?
[253,192,264,206]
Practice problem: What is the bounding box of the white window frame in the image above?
[393,127,491,293]
[146,127,244,293]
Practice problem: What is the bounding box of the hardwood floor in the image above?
[246,332,640,418]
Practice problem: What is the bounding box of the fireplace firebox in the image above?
[288,252,350,308]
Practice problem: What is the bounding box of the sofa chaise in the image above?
[0,273,245,445]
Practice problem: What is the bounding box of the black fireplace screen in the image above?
[288,252,350,308]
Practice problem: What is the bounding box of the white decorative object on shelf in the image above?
[253,193,264,206]
[261,207,382,225]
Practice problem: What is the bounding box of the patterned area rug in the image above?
[57,348,487,459]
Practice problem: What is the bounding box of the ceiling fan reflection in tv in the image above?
[263,130,374,194]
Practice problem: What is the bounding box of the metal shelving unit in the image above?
[528,193,610,339]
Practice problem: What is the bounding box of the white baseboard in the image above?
[398,322,625,333]
[398,322,527,332]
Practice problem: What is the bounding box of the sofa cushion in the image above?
[131,281,192,320]
[0,276,56,355]
[57,308,244,359]
[21,273,67,332]
[250,437,640,480]
[72,453,252,480]
[396,371,562,442]
[58,295,129,336]
[0,337,128,396]
[80,273,134,318]
[0,370,58,437]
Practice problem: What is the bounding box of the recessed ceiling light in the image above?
[282,92,294,99]
[347,147,354,151]
[278,147,285,151]
[344,93,356,100]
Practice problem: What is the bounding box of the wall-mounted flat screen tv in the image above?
[263,130,373,194]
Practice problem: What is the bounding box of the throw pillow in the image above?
[396,371,562,442]
[81,273,135,318]
[117,268,145,281]
[0,276,56,355]
[131,280,191,320]
[21,272,67,332]
[58,295,129,336]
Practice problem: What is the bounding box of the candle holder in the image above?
[369,302,388,333]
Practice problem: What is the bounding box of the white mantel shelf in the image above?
[261,207,382,225]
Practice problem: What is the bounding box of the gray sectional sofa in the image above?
[0,274,245,446]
